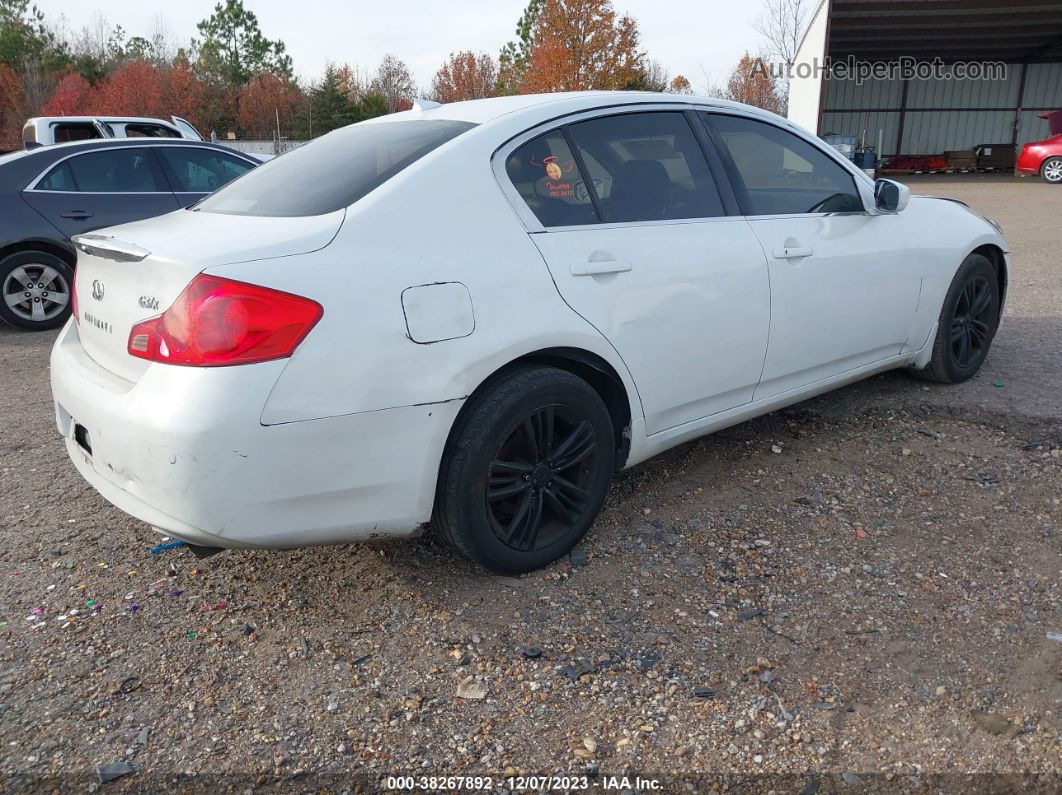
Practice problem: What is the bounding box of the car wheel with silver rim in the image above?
[1042,157,1062,184]
[0,251,74,331]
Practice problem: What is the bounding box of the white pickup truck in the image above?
[22,116,203,149]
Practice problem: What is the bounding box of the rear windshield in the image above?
[195,119,476,217]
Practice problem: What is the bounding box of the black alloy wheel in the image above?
[486,404,599,553]
[949,273,994,370]
[435,365,615,573]
[911,253,1000,384]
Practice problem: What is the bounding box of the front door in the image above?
[703,112,922,399]
[502,111,771,435]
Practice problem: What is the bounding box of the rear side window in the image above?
[567,112,725,223]
[52,123,102,144]
[37,163,76,190]
[37,149,166,192]
[196,120,476,217]
[157,147,254,192]
[505,131,599,227]
[705,113,863,215]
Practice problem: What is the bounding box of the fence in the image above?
[214,138,308,157]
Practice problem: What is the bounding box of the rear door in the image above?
[499,109,771,435]
[22,147,179,237]
[153,146,256,207]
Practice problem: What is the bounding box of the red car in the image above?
[1017,136,1062,183]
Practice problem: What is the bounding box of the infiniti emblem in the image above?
[91,279,105,301]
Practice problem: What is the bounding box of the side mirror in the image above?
[874,178,910,213]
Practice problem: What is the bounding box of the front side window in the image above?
[37,149,165,192]
[705,113,863,215]
[157,147,254,192]
[196,119,476,217]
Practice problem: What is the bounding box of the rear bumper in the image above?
[1015,151,1041,176]
[50,321,461,548]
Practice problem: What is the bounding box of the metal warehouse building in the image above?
[788,0,1062,159]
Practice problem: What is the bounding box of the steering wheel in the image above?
[806,192,853,214]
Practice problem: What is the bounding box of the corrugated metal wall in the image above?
[1023,63,1062,107]
[819,62,1062,156]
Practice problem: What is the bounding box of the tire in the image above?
[910,253,1000,384]
[1042,156,1062,184]
[0,250,74,331]
[434,365,615,574]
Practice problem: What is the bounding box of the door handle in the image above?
[60,211,94,220]
[772,246,813,260]
[570,259,632,276]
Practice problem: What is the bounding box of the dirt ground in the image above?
[1,175,1059,793]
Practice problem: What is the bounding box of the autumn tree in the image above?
[39,71,92,115]
[237,71,301,138]
[157,56,208,129]
[497,0,541,94]
[518,0,648,94]
[370,53,415,113]
[668,75,692,94]
[723,53,782,113]
[0,62,27,149]
[430,51,497,104]
[92,59,162,116]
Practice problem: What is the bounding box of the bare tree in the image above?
[753,0,810,69]
[370,54,415,113]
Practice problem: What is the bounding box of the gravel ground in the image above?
[1,176,1060,793]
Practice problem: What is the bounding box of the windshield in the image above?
[195,119,476,217]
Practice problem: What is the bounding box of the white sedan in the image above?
[50,92,1008,573]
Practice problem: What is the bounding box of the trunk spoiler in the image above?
[72,234,150,263]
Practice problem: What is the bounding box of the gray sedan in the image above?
[0,138,257,330]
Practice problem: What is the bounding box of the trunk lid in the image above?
[72,208,344,382]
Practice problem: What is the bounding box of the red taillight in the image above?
[127,274,322,367]
[71,276,79,324]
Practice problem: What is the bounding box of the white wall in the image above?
[787,0,830,134]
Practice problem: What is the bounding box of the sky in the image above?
[39,0,767,94]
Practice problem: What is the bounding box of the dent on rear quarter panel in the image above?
[242,132,632,426]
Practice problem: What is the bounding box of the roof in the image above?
[24,116,180,126]
[1,138,255,173]
[825,0,1062,63]
[373,91,788,127]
